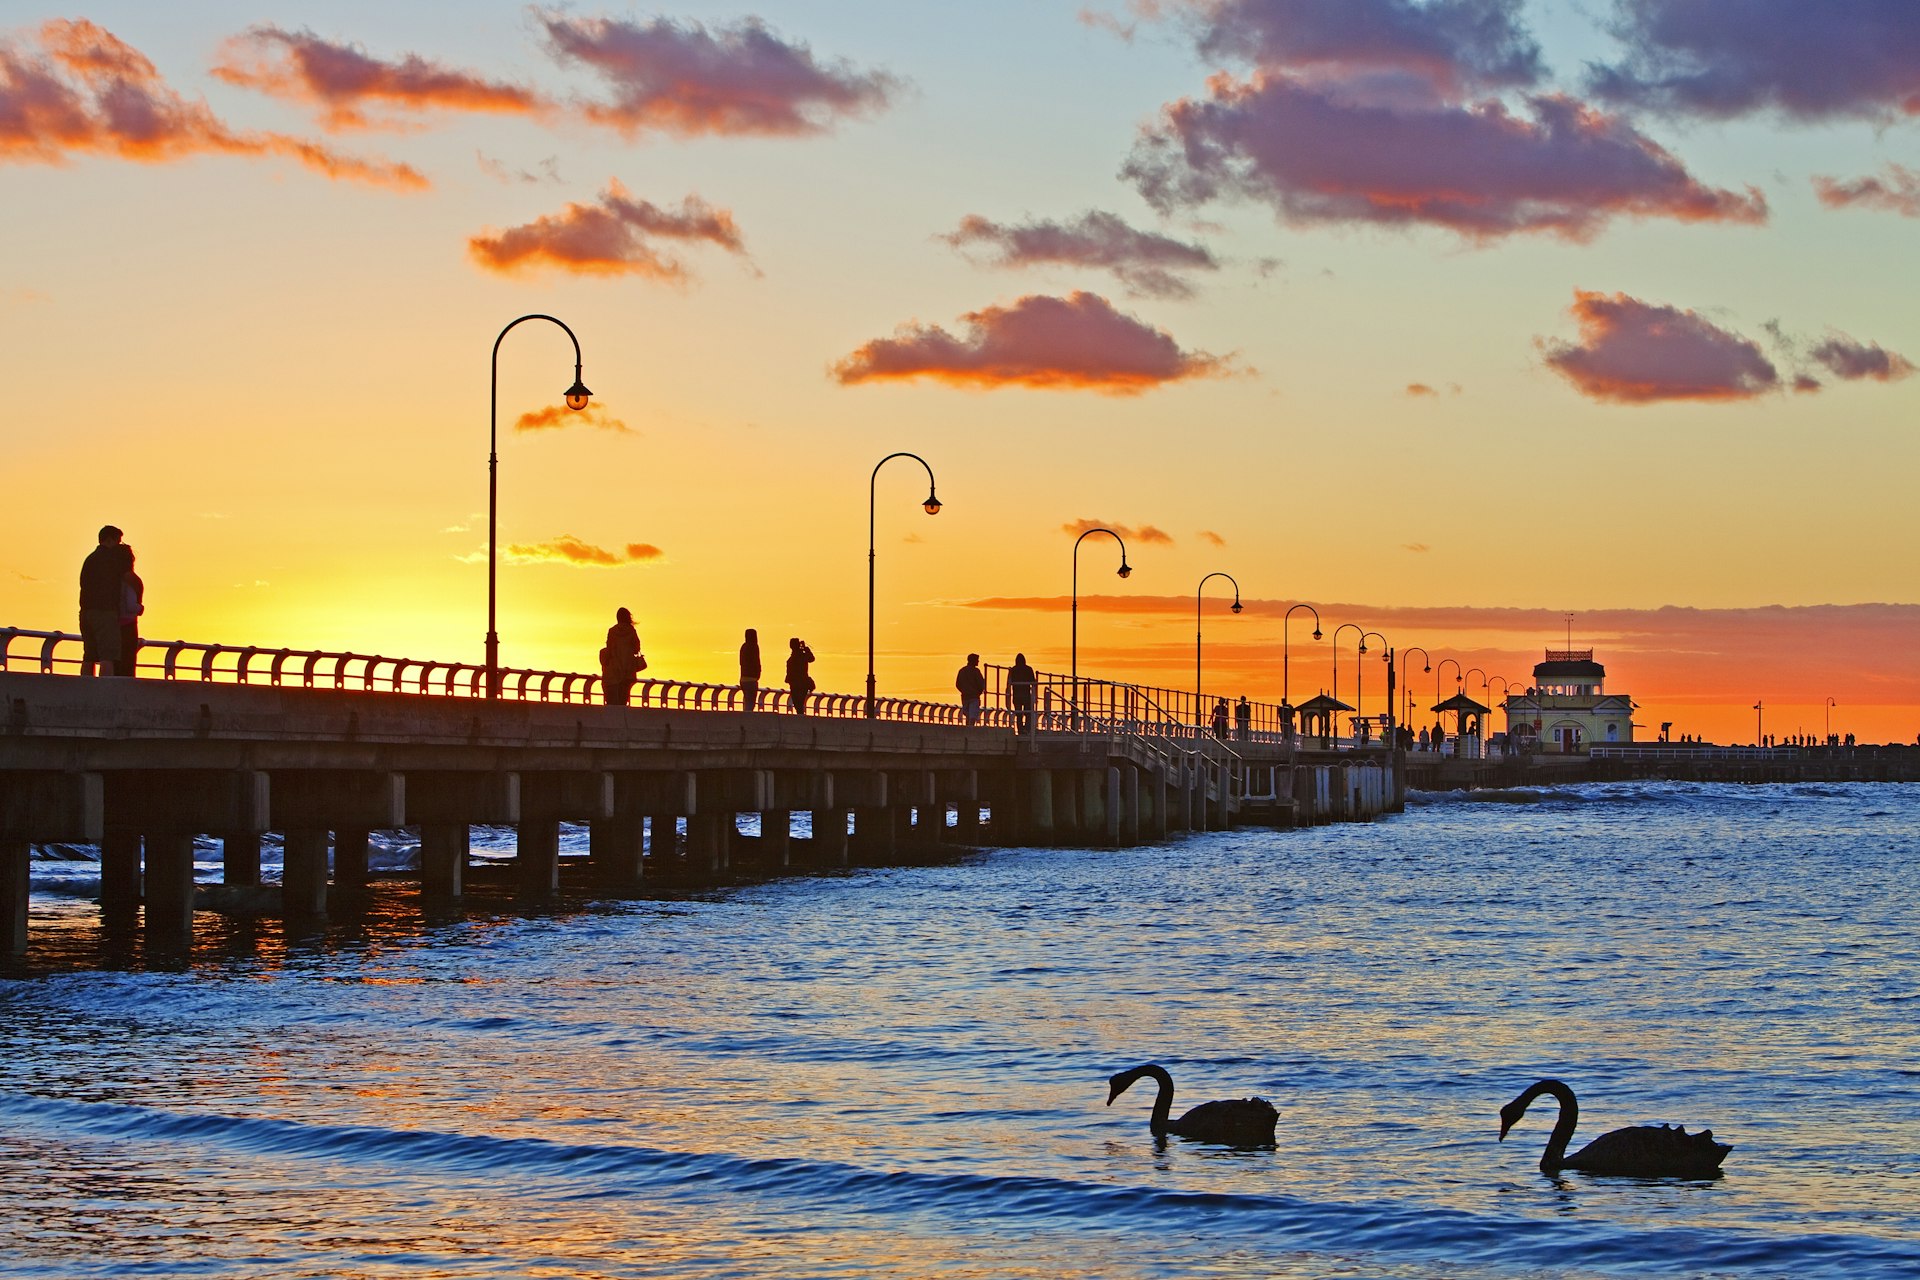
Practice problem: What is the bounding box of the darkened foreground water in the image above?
[4,782,1918,1278]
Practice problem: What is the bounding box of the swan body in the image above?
[1500,1079,1731,1178]
[1106,1063,1277,1147]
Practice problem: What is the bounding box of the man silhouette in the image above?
[78,525,130,677]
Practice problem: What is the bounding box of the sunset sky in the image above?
[4,1,1917,744]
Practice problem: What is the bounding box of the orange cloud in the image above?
[513,402,632,433]
[0,19,425,188]
[1199,529,1226,547]
[832,292,1234,393]
[211,26,549,130]
[502,536,663,567]
[1405,382,1438,397]
[539,12,899,139]
[1061,518,1175,546]
[468,180,747,280]
[1815,164,1920,217]
[1541,290,1779,404]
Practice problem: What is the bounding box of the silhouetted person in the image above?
[739,627,762,711]
[78,524,130,677]
[955,652,987,726]
[1211,697,1229,739]
[1419,726,1430,751]
[1234,695,1252,740]
[786,637,815,715]
[1007,652,1037,736]
[118,547,144,678]
[1432,723,1446,755]
[600,606,642,706]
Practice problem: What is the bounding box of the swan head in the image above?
[1106,1063,1161,1105]
[1498,1098,1527,1141]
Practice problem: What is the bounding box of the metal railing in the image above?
[3,625,1400,755]
[0,627,988,726]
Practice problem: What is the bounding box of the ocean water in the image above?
[3,781,1918,1279]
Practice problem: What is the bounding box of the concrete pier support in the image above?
[1026,770,1055,841]
[854,807,896,859]
[686,813,727,876]
[1118,766,1139,845]
[1,838,27,956]
[281,828,330,918]
[333,829,371,888]
[100,830,141,916]
[420,823,467,898]
[760,810,792,867]
[944,770,979,842]
[814,809,850,866]
[517,818,561,896]
[1099,768,1120,846]
[588,816,645,886]
[143,832,197,951]
[2,771,104,953]
[222,831,262,886]
[646,814,679,870]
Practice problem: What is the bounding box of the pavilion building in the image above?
[1504,649,1636,755]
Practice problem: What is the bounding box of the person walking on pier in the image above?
[956,653,987,725]
[739,627,762,711]
[600,607,643,706]
[1211,698,1230,739]
[78,524,130,677]
[1234,695,1252,741]
[1007,652,1037,736]
[786,637,816,715]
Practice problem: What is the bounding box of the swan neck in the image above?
[1534,1080,1579,1171]
[1143,1066,1175,1132]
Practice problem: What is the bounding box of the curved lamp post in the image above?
[1331,622,1364,714]
[1360,630,1387,732]
[488,314,591,699]
[1072,527,1131,713]
[1283,603,1321,708]
[1436,657,1462,711]
[1401,646,1432,728]
[1195,571,1242,705]
[866,452,942,718]
[1463,667,1487,737]
[1826,695,1837,744]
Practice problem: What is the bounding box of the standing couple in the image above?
[736,629,814,714]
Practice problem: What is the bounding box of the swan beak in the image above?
[1498,1121,1512,1141]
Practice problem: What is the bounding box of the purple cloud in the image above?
[940,211,1219,298]
[1589,0,1920,121]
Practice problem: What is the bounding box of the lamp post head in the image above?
[1230,600,1243,614]
[922,492,942,515]
[1312,628,1322,640]
[1358,643,1367,655]
[563,377,593,411]
[1423,665,1432,673]
[1116,562,1132,579]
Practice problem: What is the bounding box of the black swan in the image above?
[1106,1063,1277,1147]
[1499,1078,1731,1178]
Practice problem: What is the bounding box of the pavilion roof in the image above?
[1295,693,1355,714]
[1432,692,1491,714]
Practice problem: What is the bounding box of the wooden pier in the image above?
[0,670,1406,956]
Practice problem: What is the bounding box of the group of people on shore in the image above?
[77,524,144,678]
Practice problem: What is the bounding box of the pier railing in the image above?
[2,626,1389,756]
[0,627,990,727]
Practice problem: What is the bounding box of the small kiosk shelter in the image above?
[1295,693,1354,748]
[1432,692,1491,746]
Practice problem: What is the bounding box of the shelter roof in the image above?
[1432,692,1491,714]
[1295,693,1354,714]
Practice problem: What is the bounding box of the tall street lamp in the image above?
[1071,527,1131,715]
[1754,700,1764,746]
[488,314,591,699]
[1436,657,1462,711]
[866,452,942,718]
[1359,630,1387,729]
[1401,646,1432,728]
[1195,571,1242,704]
[1283,604,1321,707]
[1331,622,1364,715]
[1826,695,1837,744]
